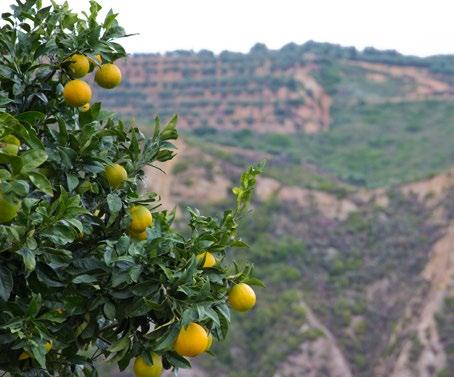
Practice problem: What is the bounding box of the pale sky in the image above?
[49,1,454,56]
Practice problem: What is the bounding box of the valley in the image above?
[96,42,454,377]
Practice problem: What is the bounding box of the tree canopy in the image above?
[0,1,263,375]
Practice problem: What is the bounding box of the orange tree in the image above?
[0,1,263,376]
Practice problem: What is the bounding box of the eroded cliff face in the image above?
[376,172,454,377]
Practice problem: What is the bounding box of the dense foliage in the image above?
[0,1,262,376]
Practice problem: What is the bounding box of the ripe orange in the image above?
[129,205,153,233]
[0,194,20,224]
[104,163,128,189]
[95,63,122,89]
[63,79,92,107]
[228,283,256,312]
[133,353,163,377]
[196,251,216,268]
[173,322,208,357]
[66,54,90,78]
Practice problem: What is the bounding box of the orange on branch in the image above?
[228,283,256,312]
[173,322,208,357]
[63,79,92,107]
[95,63,122,89]
[133,353,163,377]
[66,54,90,78]
[196,251,216,268]
[104,163,128,189]
[129,205,153,233]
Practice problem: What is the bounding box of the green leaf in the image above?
[15,111,45,124]
[18,248,36,271]
[103,301,116,320]
[0,265,13,301]
[66,173,79,193]
[11,180,29,196]
[72,274,97,284]
[108,335,130,353]
[20,149,48,173]
[165,352,191,369]
[242,276,266,287]
[41,223,76,245]
[35,267,65,288]
[0,152,22,173]
[232,161,265,213]
[107,193,122,225]
[28,171,53,196]
[27,293,42,317]
[31,343,47,368]
[154,324,179,351]
[0,96,13,106]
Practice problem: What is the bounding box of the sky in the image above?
[50,0,454,57]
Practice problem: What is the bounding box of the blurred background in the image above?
[67,0,454,376]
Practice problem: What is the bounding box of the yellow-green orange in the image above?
[18,341,52,360]
[228,283,256,312]
[0,142,19,156]
[133,353,163,377]
[63,79,92,107]
[196,251,216,268]
[95,63,122,89]
[130,230,147,241]
[66,54,90,78]
[1,135,20,146]
[129,205,153,233]
[173,322,208,357]
[81,103,90,112]
[104,163,127,189]
[0,194,19,224]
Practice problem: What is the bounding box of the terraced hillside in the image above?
[95,42,454,136]
[95,42,454,376]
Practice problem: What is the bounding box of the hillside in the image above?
[95,42,454,377]
[95,42,454,188]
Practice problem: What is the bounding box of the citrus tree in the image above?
[0,1,263,376]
